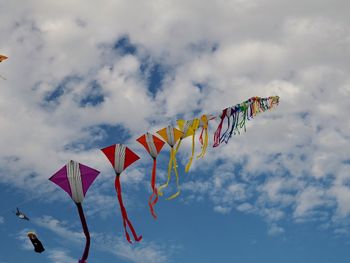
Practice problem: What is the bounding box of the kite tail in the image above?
[166,149,180,200]
[76,203,90,263]
[175,138,182,154]
[220,107,236,144]
[213,108,228,147]
[115,176,142,243]
[185,133,196,172]
[158,148,180,200]
[219,96,280,145]
[173,138,182,174]
[219,108,232,142]
[157,148,173,197]
[253,97,267,116]
[238,103,248,132]
[269,96,280,108]
[149,158,159,219]
[197,115,209,159]
[257,97,267,113]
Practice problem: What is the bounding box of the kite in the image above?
[0,55,7,62]
[49,160,100,263]
[156,125,183,200]
[136,132,165,219]
[27,232,45,253]
[101,144,142,243]
[15,207,29,221]
[213,96,280,147]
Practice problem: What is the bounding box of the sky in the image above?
[0,0,350,262]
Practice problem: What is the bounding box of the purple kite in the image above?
[49,160,100,263]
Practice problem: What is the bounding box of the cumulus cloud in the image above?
[268,224,285,237]
[47,249,76,263]
[96,234,176,263]
[0,0,350,239]
[34,216,84,243]
[34,215,176,263]
[16,229,35,251]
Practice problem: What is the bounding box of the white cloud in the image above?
[34,216,84,243]
[34,215,176,263]
[16,229,36,251]
[329,186,350,218]
[268,224,285,237]
[214,205,232,214]
[294,186,329,219]
[236,203,253,212]
[97,235,174,263]
[47,249,76,263]
[0,0,350,239]
[0,216,4,224]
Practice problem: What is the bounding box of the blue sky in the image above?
[1,0,350,262]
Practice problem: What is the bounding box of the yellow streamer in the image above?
[185,131,196,172]
[197,115,209,159]
[157,147,180,200]
[176,119,200,172]
[166,148,180,200]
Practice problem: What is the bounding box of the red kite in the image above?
[136,132,165,219]
[101,144,142,243]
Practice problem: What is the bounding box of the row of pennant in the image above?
[48,95,279,263]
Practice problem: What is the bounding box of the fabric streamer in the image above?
[156,125,183,200]
[136,132,166,219]
[197,115,210,159]
[49,160,100,263]
[213,96,280,146]
[176,119,200,172]
[101,144,142,243]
